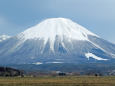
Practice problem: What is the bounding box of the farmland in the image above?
[0,76,115,86]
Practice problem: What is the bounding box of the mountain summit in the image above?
[0,18,115,64]
[18,18,98,52]
[18,18,97,40]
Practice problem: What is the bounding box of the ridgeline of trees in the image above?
[0,66,22,77]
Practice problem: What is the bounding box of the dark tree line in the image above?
[0,66,23,77]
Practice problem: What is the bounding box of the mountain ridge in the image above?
[0,18,115,64]
[0,35,11,42]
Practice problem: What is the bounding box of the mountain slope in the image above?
[0,18,115,64]
[0,35,11,42]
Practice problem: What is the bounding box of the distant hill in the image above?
[2,61,115,75]
[0,66,22,76]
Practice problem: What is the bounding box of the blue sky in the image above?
[0,0,115,43]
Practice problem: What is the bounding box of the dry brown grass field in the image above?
[0,76,115,86]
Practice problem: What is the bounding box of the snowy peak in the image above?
[18,18,98,41]
[0,35,11,42]
[17,18,99,52]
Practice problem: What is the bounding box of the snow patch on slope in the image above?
[46,62,64,63]
[85,53,108,60]
[88,40,115,58]
[32,62,43,65]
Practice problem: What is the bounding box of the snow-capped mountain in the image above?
[0,18,115,64]
[18,18,98,52]
[0,35,11,42]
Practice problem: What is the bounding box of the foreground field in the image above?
[0,76,115,86]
